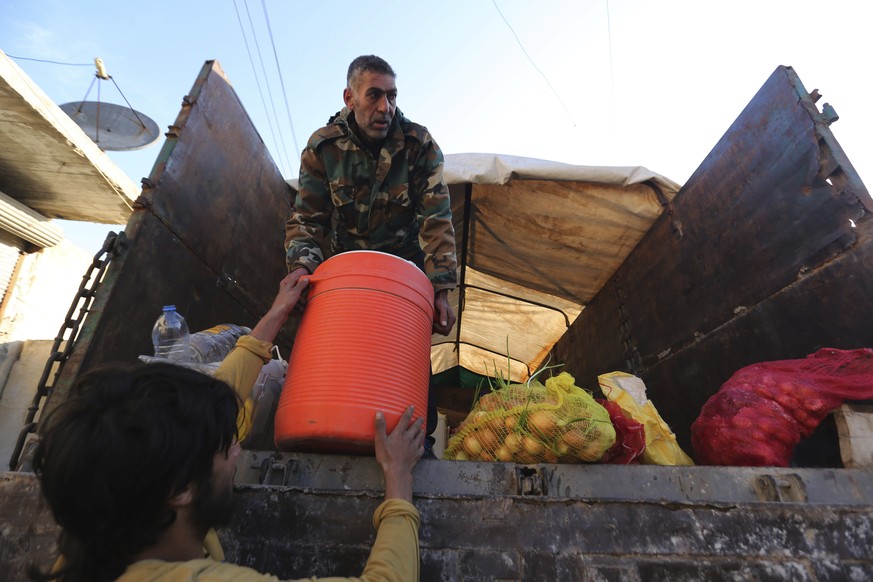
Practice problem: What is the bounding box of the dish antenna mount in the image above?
[59,58,160,151]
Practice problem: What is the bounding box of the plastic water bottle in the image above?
[187,324,252,363]
[151,305,190,361]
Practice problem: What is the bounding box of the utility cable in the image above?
[242,0,295,178]
[5,55,92,67]
[491,0,576,128]
[232,0,291,178]
[262,0,301,174]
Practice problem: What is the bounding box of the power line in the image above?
[240,0,295,178]
[5,54,93,67]
[491,0,576,128]
[232,0,291,177]
[262,0,301,171]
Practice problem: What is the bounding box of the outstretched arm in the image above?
[374,406,424,502]
[214,273,309,441]
[352,406,423,582]
[249,271,310,343]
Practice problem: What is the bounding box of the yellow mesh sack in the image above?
[598,371,694,466]
[444,371,616,463]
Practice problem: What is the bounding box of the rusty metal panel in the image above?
[46,60,293,412]
[554,66,873,453]
[644,221,873,452]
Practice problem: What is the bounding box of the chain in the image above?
[8,231,125,471]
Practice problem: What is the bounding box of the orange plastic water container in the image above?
[274,250,434,454]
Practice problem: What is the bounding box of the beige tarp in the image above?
[435,153,679,381]
[290,153,680,382]
[443,153,679,194]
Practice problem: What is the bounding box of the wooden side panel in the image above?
[554,66,873,453]
[48,61,293,411]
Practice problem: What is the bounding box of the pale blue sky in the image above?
[2,0,870,251]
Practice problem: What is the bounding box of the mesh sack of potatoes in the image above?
[444,372,616,463]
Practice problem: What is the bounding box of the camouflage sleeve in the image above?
[284,146,329,274]
[413,138,458,292]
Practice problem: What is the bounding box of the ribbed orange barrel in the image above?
[274,251,434,454]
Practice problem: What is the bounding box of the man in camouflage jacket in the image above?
[285,54,457,334]
[284,55,458,453]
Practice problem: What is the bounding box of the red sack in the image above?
[692,348,873,466]
[597,399,646,464]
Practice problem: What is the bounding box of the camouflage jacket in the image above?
[284,107,458,292]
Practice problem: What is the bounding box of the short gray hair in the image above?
[347,55,396,89]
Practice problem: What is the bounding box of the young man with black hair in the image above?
[33,272,423,581]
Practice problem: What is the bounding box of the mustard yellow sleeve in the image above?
[214,335,274,442]
[360,499,420,582]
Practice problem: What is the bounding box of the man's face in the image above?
[343,70,397,144]
[194,441,241,529]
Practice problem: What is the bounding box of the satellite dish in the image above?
[59,101,160,151]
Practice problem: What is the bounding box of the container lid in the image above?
[322,249,418,269]
[312,250,434,313]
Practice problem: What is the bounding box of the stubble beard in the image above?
[193,474,235,530]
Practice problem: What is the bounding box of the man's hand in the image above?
[288,267,311,313]
[374,406,424,502]
[274,270,310,316]
[250,273,310,343]
[432,290,455,336]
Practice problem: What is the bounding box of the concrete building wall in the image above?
[0,239,93,470]
[1,239,92,343]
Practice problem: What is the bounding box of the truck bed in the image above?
[3,61,872,581]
